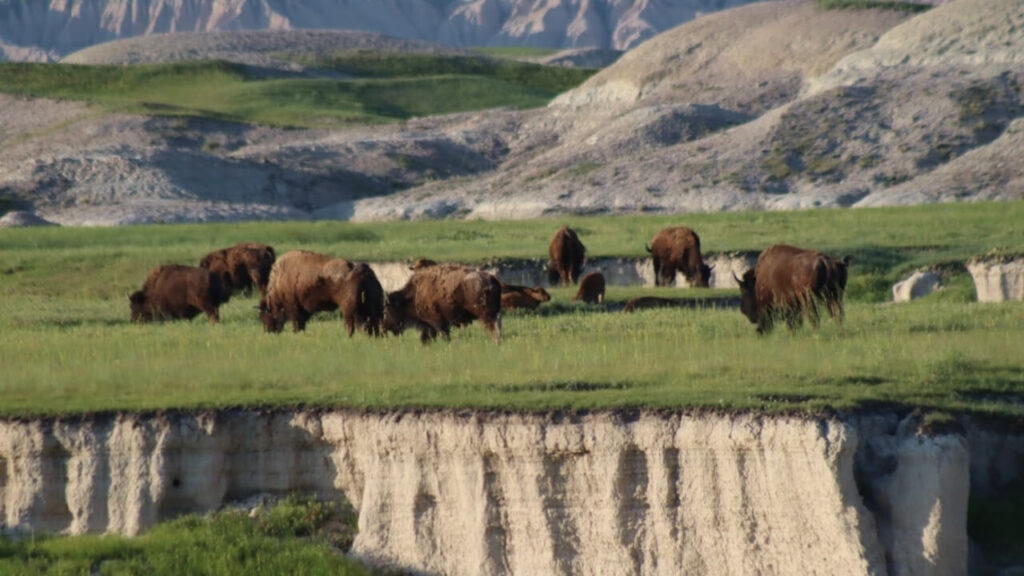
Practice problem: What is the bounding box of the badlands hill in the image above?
[0,0,765,62]
[0,0,1021,225]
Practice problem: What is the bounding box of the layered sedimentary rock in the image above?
[0,410,974,575]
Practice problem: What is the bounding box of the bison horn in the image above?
[644,244,652,253]
[732,272,743,286]
[124,289,131,300]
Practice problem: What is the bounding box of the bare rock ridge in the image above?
[0,410,1004,575]
[0,0,768,62]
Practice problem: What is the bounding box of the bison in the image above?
[259,250,384,336]
[646,227,711,288]
[572,271,605,304]
[129,265,230,324]
[199,243,276,297]
[500,283,551,311]
[735,244,850,334]
[383,263,502,343]
[548,226,586,286]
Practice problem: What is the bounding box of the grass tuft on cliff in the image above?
[0,54,594,127]
[0,202,1022,418]
[0,495,368,575]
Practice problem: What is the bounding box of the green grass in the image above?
[0,495,369,575]
[0,54,594,128]
[467,46,561,60]
[0,203,1022,418]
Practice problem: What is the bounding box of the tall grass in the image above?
[0,55,594,127]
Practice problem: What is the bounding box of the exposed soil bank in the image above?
[1,410,1018,575]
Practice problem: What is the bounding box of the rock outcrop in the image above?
[892,270,941,302]
[0,410,980,576]
[0,0,769,61]
[967,258,1024,302]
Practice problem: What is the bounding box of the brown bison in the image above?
[129,265,230,324]
[199,243,276,297]
[572,271,605,304]
[548,226,586,286]
[383,264,502,343]
[259,250,384,336]
[646,227,711,287]
[500,283,551,310]
[735,244,851,334]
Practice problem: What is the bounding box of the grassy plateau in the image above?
[0,52,594,127]
[0,202,1022,419]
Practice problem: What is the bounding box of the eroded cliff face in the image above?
[0,411,972,575]
[0,0,763,60]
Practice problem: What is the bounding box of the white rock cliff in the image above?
[0,411,972,575]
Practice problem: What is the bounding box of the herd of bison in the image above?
[127,225,851,341]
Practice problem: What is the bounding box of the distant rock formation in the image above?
[0,0,767,62]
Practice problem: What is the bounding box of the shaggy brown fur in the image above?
[129,265,229,324]
[646,227,711,287]
[259,250,383,336]
[572,272,605,304]
[548,226,586,286]
[384,264,502,343]
[199,242,275,297]
[736,244,850,334]
[500,283,551,310]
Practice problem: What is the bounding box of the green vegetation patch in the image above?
[0,203,1022,418]
[0,495,368,576]
[468,46,561,60]
[0,54,594,128]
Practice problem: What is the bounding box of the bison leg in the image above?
[292,309,311,333]
[484,315,502,344]
[660,266,674,288]
[419,326,439,344]
[202,305,220,324]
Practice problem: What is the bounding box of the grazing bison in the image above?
[646,227,711,288]
[623,296,684,313]
[383,264,502,343]
[572,272,606,304]
[548,226,586,286]
[199,243,276,297]
[501,283,551,310]
[129,265,230,324]
[735,244,851,334]
[259,250,384,336]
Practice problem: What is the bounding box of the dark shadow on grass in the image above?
[517,296,740,318]
[496,381,633,393]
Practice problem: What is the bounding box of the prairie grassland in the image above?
[0,203,1022,418]
[0,56,593,127]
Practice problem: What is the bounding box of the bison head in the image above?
[528,286,551,302]
[258,299,285,333]
[382,292,408,336]
[128,290,150,323]
[694,262,712,288]
[735,271,758,324]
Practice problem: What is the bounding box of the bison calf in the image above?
[199,242,275,297]
[384,264,502,343]
[572,272,605,304]
[736,244,850,334]
[260,250,384,336]
[129,265,230,324]
[501,283,551,311]
[646,227,711,287]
